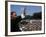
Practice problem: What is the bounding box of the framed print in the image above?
[5,1,45,36]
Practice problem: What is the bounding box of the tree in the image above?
[33,12,42,19]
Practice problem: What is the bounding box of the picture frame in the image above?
[5,1,45,36]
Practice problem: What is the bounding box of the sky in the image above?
[11,5,42,16]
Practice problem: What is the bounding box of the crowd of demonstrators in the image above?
[11,11,22,32]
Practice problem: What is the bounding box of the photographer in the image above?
[11,11,22,32]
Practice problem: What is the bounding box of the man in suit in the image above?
[11,11,22,32]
